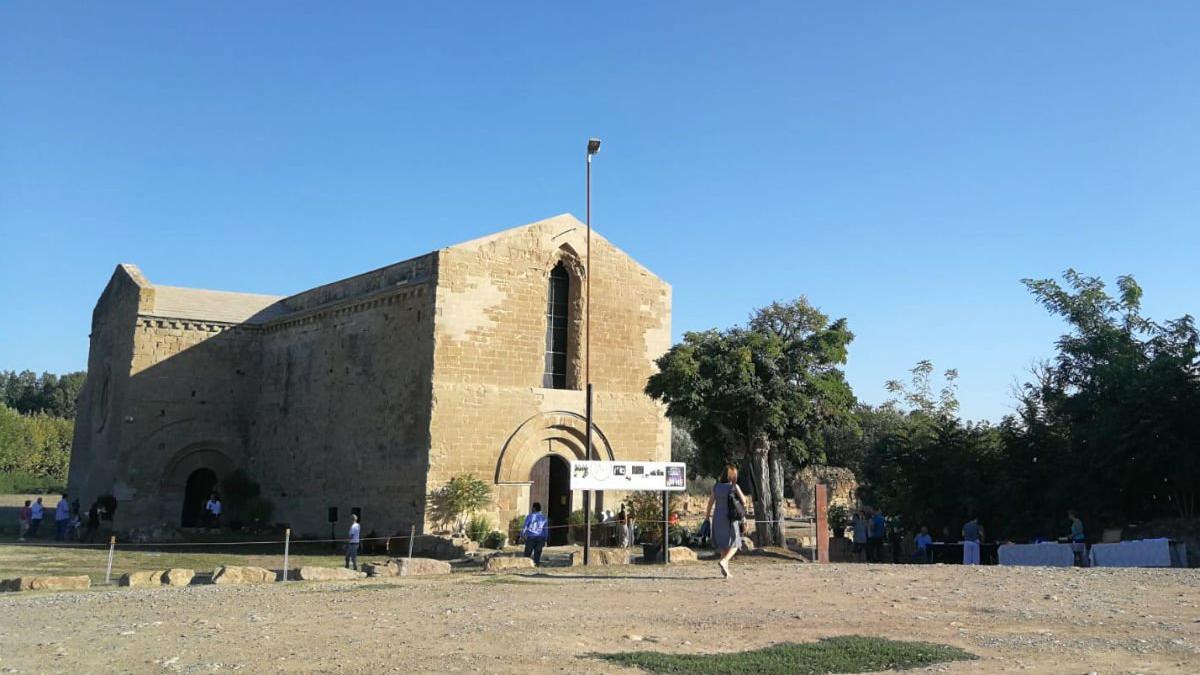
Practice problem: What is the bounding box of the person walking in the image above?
[27,497,44,539]
[521,502,549,566]
[867,507,886,563]
[962,516,984,565]
[18,500,32,541]
[345,514,361,570]
[705,465,747,579]
[617,505,629,547]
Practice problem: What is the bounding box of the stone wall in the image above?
[251,256,438,537]
[426,215,672,531]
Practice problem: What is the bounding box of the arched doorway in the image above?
[181,468,217,527]
[530,454,571,545]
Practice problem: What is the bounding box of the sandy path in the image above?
[1,558,1197,673]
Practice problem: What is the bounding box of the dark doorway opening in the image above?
[181,468,217,527]
[530,454,572,546]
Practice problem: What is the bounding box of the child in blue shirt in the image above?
[913,526,933,564]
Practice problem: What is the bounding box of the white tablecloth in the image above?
[998,543,1075,567]
[1089,539,1172,568]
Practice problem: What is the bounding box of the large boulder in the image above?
[164,569,195,587]
[484,556,535,572]
[1,575,91,592]
[211,565,276,585]
[667,547,698,563]
[398,557,452,576]
[409,535,479,559]
[119,570,166,587]
[296,566,366,581]
[570,548,631,567]
[363,560,399,578]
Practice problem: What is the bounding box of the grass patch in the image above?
[591,635,975,674]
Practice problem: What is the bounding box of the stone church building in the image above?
[67,214,671,540]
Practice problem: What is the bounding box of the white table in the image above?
[998,543,1075,567]
[1089,539,1175,568]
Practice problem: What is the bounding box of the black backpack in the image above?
[727,487,747,524]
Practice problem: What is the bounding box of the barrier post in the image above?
[104,536,116,584]
[407,525,415,561]
[282,528,291,581]
[662,491,670,564]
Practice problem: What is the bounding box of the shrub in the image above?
[687,476,716,497]
[827,504,851,537]
[0,470,65,494]
[508,515,524,542]
[438,474,492,532]
[466,514,491,543]
[483,530,507,549]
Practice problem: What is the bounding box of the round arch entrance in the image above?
[159,445,236,528]
[529,451,571,546]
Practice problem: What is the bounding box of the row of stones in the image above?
[0,548,701,594]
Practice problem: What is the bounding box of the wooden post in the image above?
[815,484,830,564]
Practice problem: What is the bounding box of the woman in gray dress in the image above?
[705,465,747,579]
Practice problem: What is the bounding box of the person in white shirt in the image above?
[345,514,361,570]
[205,493,222,529]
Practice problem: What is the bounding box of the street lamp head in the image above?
[587,138,602,155]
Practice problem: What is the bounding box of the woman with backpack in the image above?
[705,465,748,579]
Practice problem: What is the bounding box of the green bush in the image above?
[0,470,65,494]
[827,504,851,536]
[466,514,491,543]
[508,515,524,542]
[483,530,507,549]
[0,404,73,481]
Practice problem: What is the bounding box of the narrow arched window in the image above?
[543,262,570,389]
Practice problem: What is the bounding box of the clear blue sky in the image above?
[2,3,1198,422]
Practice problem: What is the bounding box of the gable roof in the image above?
[149,285,290,324]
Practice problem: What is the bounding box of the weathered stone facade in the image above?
[67,214,671,538]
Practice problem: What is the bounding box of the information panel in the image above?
[569,460,687,492]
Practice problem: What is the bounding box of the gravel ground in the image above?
[1,557,1198,674]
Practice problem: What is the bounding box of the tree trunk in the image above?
[747,442,773,548]
[766,444,787,547]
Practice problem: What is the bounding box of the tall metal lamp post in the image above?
[583,137,601,565]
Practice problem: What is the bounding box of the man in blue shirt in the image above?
[867,507,886,563]
[913,526,933,564]
[522,502,549,566]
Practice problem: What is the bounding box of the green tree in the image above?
[647,297,855,546]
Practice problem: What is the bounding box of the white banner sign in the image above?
[569,460,687,492]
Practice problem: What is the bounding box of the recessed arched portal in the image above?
[181,468,218,527]
[530,451,572,545]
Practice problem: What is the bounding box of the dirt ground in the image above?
[1,553,1198,674]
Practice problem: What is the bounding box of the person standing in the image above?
[27,497,44,539]
[962,516,984,565]
[617,505,629,547]
[867,507,887,563]
[852,510,868,562]
[1067,509,1086,566]
[54,494,71,541]
[914,526,933,564]
[705,465,747,579]
[205,493,222,529]
[345,514,361,570]
[18,500,32,541]
[83,500,101,543]
[521,502,549,566]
